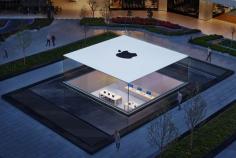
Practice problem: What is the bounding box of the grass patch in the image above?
[0,32,118,81]
[145,26,200,36]
[80,18,200,36]
[80,17,106,26]
[220,39,236,50]
[25,18,54,30]
[161,102,236,158]
[190,35,236,56]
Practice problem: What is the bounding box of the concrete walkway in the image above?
[0,28,235,158]
[0,19,105,65]
[215,141,236,158]
[1,17,235,66]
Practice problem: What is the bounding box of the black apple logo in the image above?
[116,50,137,59]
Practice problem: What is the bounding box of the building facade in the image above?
[0,0,49,14]
[110,0,236,20]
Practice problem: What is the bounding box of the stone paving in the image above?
[215,141,236,158]
[0,26,236,158]
[1,4,236,39]
[1,18,236,66]
[0,19,105,65]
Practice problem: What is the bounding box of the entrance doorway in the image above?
[167,0,199,18]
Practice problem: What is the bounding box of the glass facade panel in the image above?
[110,0,159,10]
[63,57,188,115]
[167,0,199,18]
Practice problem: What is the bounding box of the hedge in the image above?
[80,17,201,36]
[190,35,236,56]
[161,102,236,158]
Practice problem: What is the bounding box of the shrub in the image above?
[111,17,181,29]
[190,35,236,56]
[80,17,106,26]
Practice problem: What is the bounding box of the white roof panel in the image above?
[64,35,187,83]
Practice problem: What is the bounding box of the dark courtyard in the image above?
[3,57,233,154]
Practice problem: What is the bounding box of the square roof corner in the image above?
[64,35,188,83]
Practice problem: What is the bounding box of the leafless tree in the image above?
[88,0,97,17]
[147,113,178,158]
[100,0,110,23]
[0,41,3,59]
[147,8,153,19]
[127,9,132,22]
[100,0,110,33]
[80,8,90,47]
[80,8,89,19]
[16,31,32,65]
[184,92,207,157]
[231,26,235,47]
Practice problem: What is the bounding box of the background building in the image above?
[0,0,236,21]
[0,0,49,14]
[110,0,236,20]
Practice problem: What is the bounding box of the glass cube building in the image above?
[63,35,188,115]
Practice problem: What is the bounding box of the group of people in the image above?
[46,34,56,47]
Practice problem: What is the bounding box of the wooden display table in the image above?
[99,90,122,106]
[124,101,138,110]
[125,86,155,100]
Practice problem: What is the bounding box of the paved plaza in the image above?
[0,1,236,157]
[215,141,236,158]
[0,19,236,157]
[1,5,236,39]
[1,16,236,65]
[0,20,104,65]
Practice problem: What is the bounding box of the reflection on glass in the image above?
[63,57,187,115]
[110,0,159,10]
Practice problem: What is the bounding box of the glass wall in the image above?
[110,0,159,10]
[0,0,49,14]
[63,57,188,115]
[167,0,199,18]
[212,3,231,17]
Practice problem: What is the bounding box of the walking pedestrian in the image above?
[189,35,193,42]
[206,47,212,63]
[4,48,8,58]
[46,34,51,47]
[177,91,183,110]
[51,35,56,47]
[0,49,3,59]
[114,130,120,151]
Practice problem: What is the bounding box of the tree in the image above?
[80,8,89,19]
[127,9,132,17]
[46,0,54,20]
[147,8,153,19]
[16,31,32,65]
[184,92,207,157]
[0,34,4,53]
[80,8,89,47]
[231,26,235,48]
[147,113,178,158]
[100,0,111,33]
[100,0,111,23]
[88,0,97,17]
